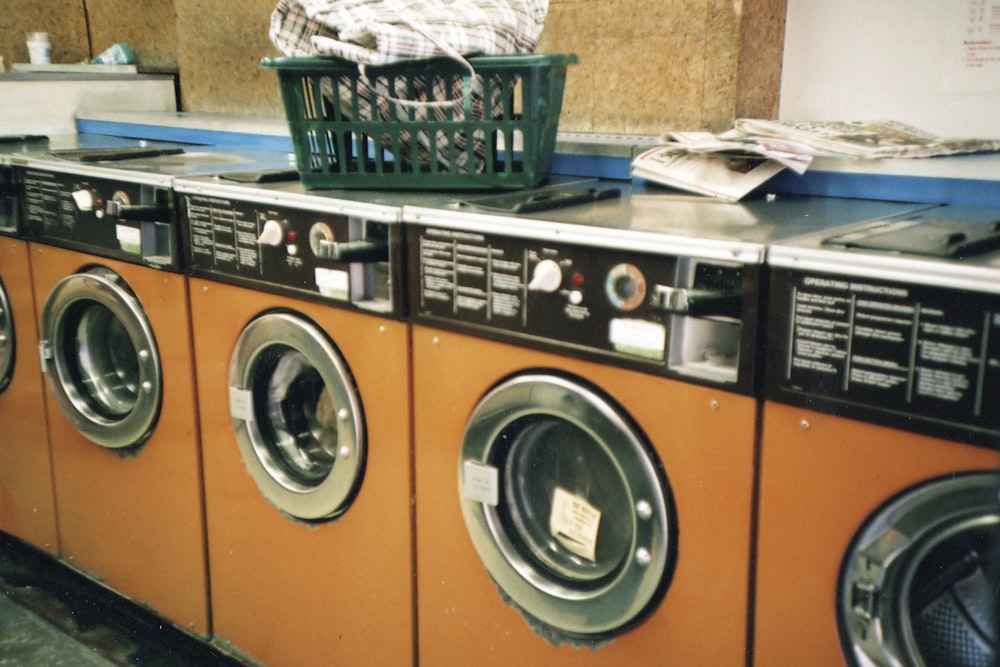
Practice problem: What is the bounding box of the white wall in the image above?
[780,1,1000,138]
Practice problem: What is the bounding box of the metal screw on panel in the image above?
[142,381,153,393]
[635,547,652,567]
[800,419,811,430]
[337,408,350,421]
[339,445,352,459]
[636,500,653,520]
[709,399,720,410]
[432,336,440,345]
[138,349,150,361]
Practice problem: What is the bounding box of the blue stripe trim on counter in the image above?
[767,170,1000,207]
[76,118,295,153]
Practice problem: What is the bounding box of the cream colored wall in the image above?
[0,0,784,135]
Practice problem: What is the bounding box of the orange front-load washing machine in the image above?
[176,177,413,667]
[404,192,931,666]
[405,196,776,666]
[19,156,210,635]
[0,220,58,554]
[755,206,1000,667]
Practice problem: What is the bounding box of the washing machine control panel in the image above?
[766,267,1000,447]
[181,195,402,317]
[409,223,761,393]
[19,168,178,269]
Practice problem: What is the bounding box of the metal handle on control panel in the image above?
[317,239,389,263]
[106,200,172,222]
[652,285,742,318]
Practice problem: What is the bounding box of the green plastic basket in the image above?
[262,54,577,190]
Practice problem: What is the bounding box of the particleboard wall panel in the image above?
[1,0,785,134]
[0,1,90,66]
[536,0,784,134]
[85,0,179,70]
[174,0,284,116]
[735,0,785,120]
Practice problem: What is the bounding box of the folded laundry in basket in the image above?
[270,0,547,64]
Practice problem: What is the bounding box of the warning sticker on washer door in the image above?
[549,487,601,562]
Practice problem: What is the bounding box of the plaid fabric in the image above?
[270,0,547,64]
[270,0,548,173]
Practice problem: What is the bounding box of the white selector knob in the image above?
[72,189,95,212]
[258,219,284,247]
[528,259,563,293]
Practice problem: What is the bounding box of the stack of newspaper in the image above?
[632,120,1000,202]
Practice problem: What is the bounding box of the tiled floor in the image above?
[0,533,247,667]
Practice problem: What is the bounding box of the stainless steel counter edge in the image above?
[173,178,401,222]
[402,204,767,264]
[767,244,1000,294]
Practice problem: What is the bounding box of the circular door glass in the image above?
[0,275,14,394]
[460,373,675,644]
[839,472,1000,667]
[498,416,634,585]
[229,312,364,522]
[41,267,161,450]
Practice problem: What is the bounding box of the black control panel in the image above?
[766,267,1000,447]
[20,168,178,270]
[408,223,761,394]
[181,194,402,318]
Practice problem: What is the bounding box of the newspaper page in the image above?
[730,119,1000,158]
[631,144,786,203]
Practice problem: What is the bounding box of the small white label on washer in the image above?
[315,267,349,300]
[462,460,499,506]
[116,224,142,255]
[549,486,601,562]
[229,387,253,422]
[609,318,666,361]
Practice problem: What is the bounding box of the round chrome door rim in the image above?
[459,373,673,638]
[0,275,13,394]
[838,471,1000,667]
[229,312,365,522]
[40,268,161,450]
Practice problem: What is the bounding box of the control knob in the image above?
[258,219,286,247]
[527,259,563,293]
[71,188,98,212]
[605,263,646,311]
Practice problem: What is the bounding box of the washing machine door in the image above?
[459,373,675,644]
[0,275,14,394]
[228,312,365,522]
[40,267,162,450]
[839,472,1000,667]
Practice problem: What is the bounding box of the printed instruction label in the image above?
[609,318,667,361]
[549,487,601,562]
[316,267,349,301]
[462,460,499,506]
[116,224,142,254]
[229,387,253,422]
